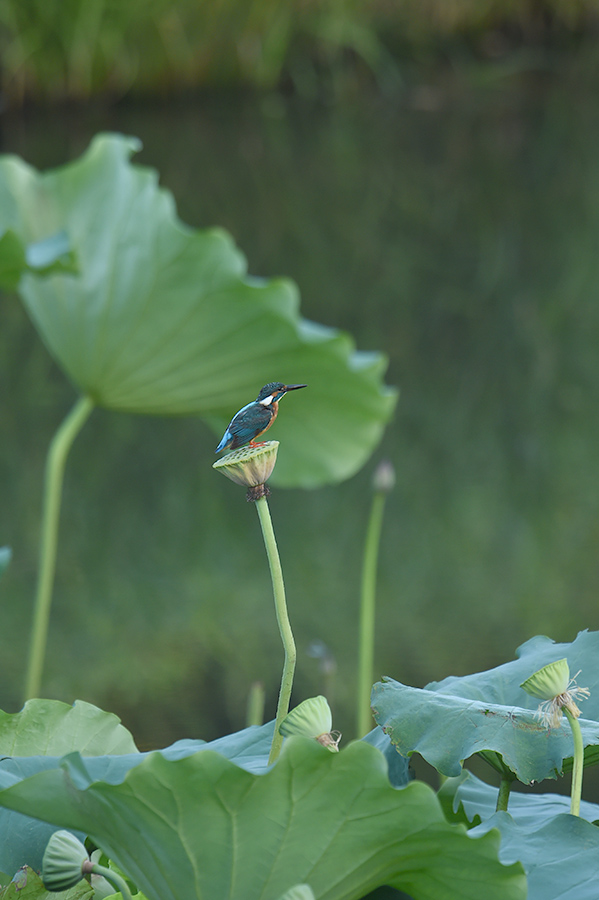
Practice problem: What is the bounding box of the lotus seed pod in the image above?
[520,658,570,701]
[42,830,88,891]
[280,695,332,738]
[280,696,340,751]
[213,441,279,488]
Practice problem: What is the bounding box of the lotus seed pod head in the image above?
[373,459,396,493]
[213,441,279,488]
[278,885,316,900]
[42,830,88,891]
[279,696,340,750]
[520,658,570,701]
[280,695,332,738]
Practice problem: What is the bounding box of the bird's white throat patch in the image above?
[259,395,274,406]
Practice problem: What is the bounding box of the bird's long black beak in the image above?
[284,384,307,391]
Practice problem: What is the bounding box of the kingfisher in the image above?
[215,382,307,453]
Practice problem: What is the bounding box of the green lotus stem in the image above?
[85,862,132,900]
[496,775,512,812]
[24,394,94,701]
[357,489,387,738]
[563,707,584,816]
[255,495,296,763]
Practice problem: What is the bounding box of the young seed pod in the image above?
[520,658,570,701]
[521,658,590,728]
[42,830,88,891]
[279,695,340,751]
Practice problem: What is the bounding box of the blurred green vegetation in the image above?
[1,0,599,104]
[2,56,599,759]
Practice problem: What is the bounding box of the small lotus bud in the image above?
[373,459,395,493]
[213,441,279,491]
[278,885,316,900]
[279,695,340,751]
[42,830,88,891]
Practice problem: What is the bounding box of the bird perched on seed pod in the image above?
[215,382,307,453]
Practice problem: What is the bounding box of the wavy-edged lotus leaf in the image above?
[0,134,396,487]
[426,631,599,710]
[470,810,599,900]
[372,630,599,783]
[0,719,275,877]
[0,738,525,900]
[440,770,599,830]
[0,700,138,758]
[0,548,10,580]
[0,866,92,899]
[0,701,137,878]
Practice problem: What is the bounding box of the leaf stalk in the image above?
[24,394,94,700]
[563,706,584,816]
[496,775,512,812]
[357,489,386,737]
[85,861,133,900]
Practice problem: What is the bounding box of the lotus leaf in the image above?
[0,738,525,900]
[0,135,396,487]
[372,630,599,782]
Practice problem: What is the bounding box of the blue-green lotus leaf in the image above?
[0,134,396,487]
[372,630,599,783]
[0,700,137,878]
[442,770,599,830]
[470,810,599,900]
[0,718,274,876]
[0,738,525,900]
[361,726,411,788]
[0,718,277,877]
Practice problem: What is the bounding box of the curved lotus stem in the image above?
[254,495,297,763]
[25,395,94,701]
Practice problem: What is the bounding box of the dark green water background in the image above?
[2,58,599,764]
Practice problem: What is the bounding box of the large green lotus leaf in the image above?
[0,719,275,876]
[0,722,404,878]
[0,134,396,487]
[0,739,525,900]
[0,718,276,877]
[372,630,599,783]
[0,700,137,878]
[469,811,599,900]
[0,700,138,757]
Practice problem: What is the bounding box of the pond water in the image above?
[2,57,599,767]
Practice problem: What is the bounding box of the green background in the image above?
[2,52,599,763]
